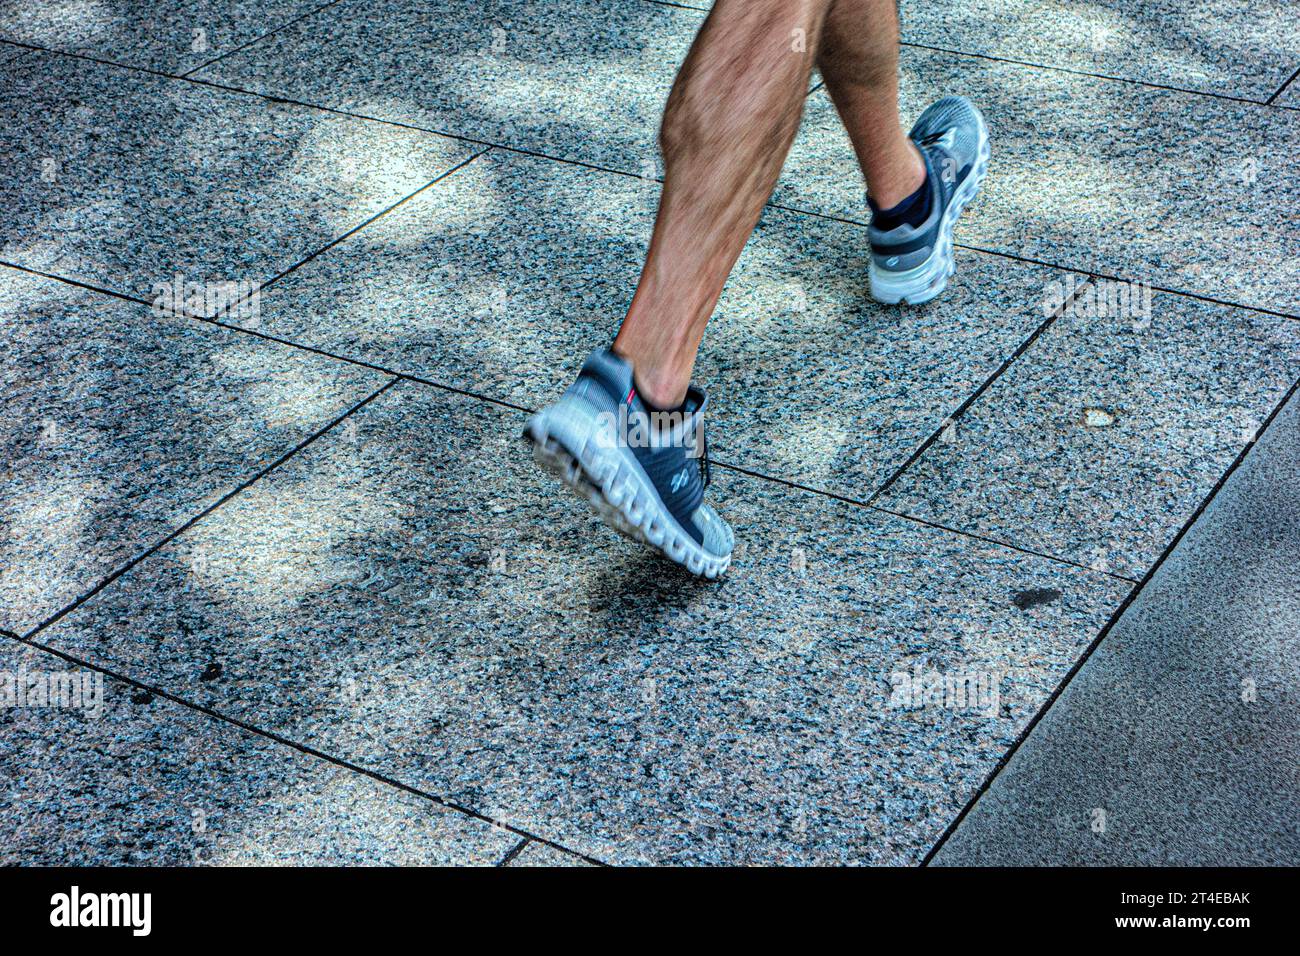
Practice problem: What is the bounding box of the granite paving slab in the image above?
[246,149,1068,500]
[0,50,474,301]
[776,46,1300,314]
[195,0,704,175]
[0,267,389,634]
[0,639,517,864]
[1277,76,1300,106]
[0,0,331,74]
[878,287,1300,579]
[934,383,1300,865]
[901,0,1299,101]
[33,380,1129,864]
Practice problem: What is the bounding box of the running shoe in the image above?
[868,96,990,305]
[523,348,733,578]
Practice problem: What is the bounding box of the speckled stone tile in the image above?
[0,50,474,300]
[195,0,703,174]
[0,0,330,74]
[776,47,1300,314]
[0,640,516,864]
[34,381,1129,865]
[0,267,389,634]
[1277,78,1300,107]
[879,289,1300,580]
[249,149,1063,498]
[901,0,1298,100]
[506,840,596,867]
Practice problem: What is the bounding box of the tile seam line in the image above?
[0,629,607,866]
[867,278,1095,505]
[497,839,531,866]
[21,378,399,642]
[4,365,604,864]
[919,369,1300,866]
[1265,65,1300,104]
[895,40,1280,107]
[0,134,492,374]
[179,0,348,78]
[9,45,1297,316]
[637,0,705,11]
[632,0,1290,108]
[256,147,494,295]
[8,249,1297,408]
[4,28,1293,154]
[712,460,1139,585]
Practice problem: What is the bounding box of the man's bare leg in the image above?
[821,0,990,304]
[526,0,986,575]
[817,0,924,207]
[611,0,831,410]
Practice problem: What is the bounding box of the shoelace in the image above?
[697,423,711,488]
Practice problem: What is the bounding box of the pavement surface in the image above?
[1,0,1297,865]
[935,382,1300,865]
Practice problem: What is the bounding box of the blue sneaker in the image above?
[868,96,990,305]
[524,349,733,578]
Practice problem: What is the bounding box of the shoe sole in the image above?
[523,397,732,579]
[869,105,991,306]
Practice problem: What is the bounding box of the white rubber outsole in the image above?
[869,110,991,306]
[524,399,732,579]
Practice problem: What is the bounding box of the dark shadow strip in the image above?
[920,370,1300,865]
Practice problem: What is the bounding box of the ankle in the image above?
[634,368,689,411]
[610,346,689,409]
[866,140,926,209]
